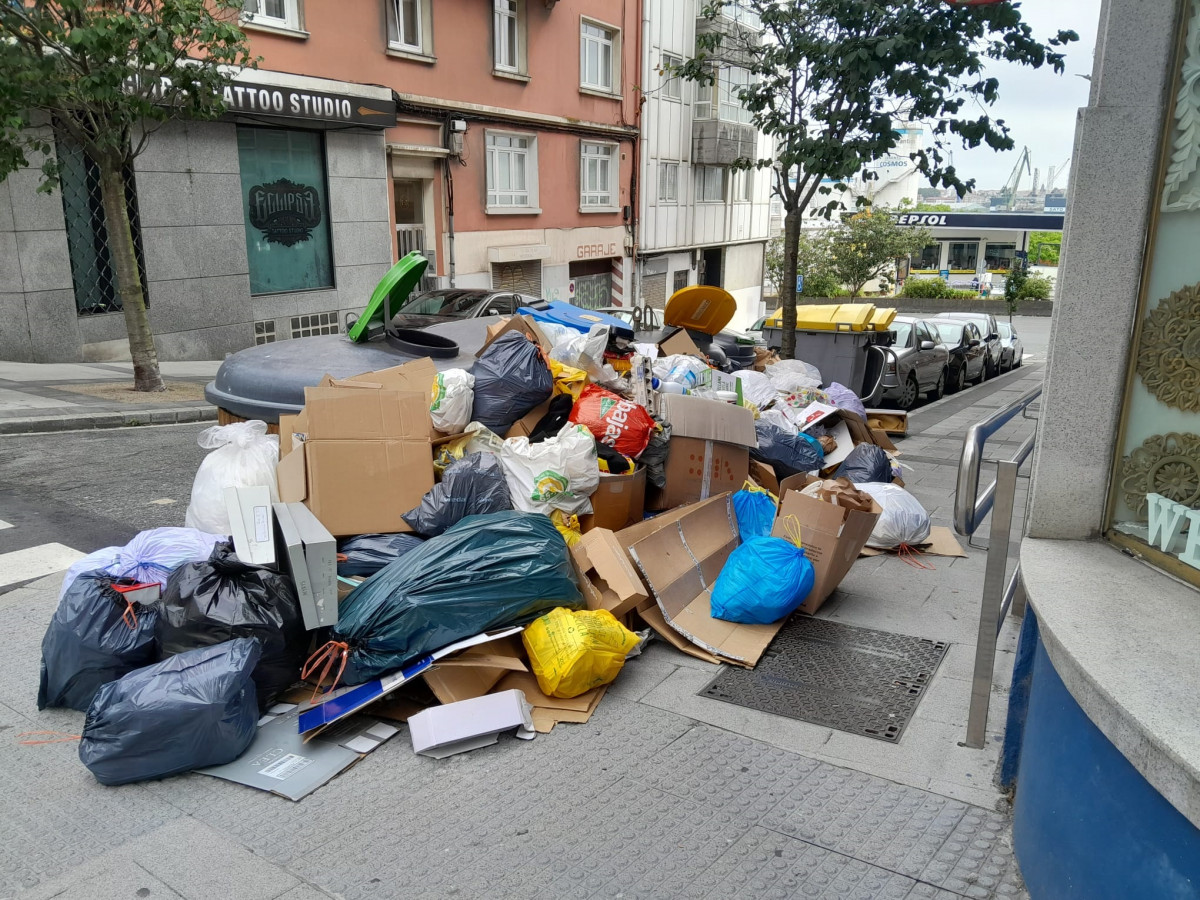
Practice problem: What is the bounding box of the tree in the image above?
[764,229,841,298]
[1028,230,1062,265]
[679,1,1076,358]
[826,209,930,297]
[0,1,255,390]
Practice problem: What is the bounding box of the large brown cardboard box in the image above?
[646,394,757,510]
[579,466,646,532]
[277,385,433,536]
[772,474,882,614]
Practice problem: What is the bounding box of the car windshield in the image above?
[998,323,1013,339]
[394,290,487,317]
[933,323,964,344]
[891,322,913,347]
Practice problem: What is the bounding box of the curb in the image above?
[0,405,217,435]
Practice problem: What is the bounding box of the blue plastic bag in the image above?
[710,537,815,625]
[60,527,224,601]
[733,490,776,539]
[751,421,824,478]
[79,638,260,786]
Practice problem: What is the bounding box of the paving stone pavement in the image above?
[1,365,1043,900]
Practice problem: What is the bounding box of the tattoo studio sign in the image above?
[221,84,397,127]
[248,179,323,247]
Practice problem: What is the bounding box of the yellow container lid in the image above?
[764,303,881,331]
[664,285,737,335]
[869,308,897,330]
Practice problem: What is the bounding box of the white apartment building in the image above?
[637,0,773,331]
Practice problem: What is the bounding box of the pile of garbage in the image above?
[35,288,959,800]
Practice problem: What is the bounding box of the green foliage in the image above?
[896,198,954,212]
[900,278,978,300]
[1028,230,1062,265]
[828,209,931,297]
[765,230,843,297]
[1018,271,1054,301]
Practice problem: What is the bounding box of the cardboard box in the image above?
[648,394,757,511]
[579,466,646,532]
[422,635,528,705]
[865,408,908,436]
[224,486,275,566]
[503,399,554,439]
[628,493,783,667]
[772,474,882,614]
[657,327,705,360]
[274,501,338,630]
[476,315,550,357]
[273,503,316,628]
[747,459,779,494]
[276,385,433,537]
[570,528,649,619]
[408,689,536,758]
[493,671,606,733]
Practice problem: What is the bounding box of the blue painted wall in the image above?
[1012,639,1200,899]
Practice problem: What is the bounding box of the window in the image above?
[243,0,302,31]
[734,168,753,202]
[911,242,941,270]
[493,0,522,74]
[721,1,761,30]
[662,52,682,101]
[984,242,1017,271]
[695,165,726,202]
[948,241,979,272]
[580,20,617,93]
[694,73,713,120]
[658,161,679,203]
[387,0,426,54]
[486,131,538,212]
[695,65,753,123]
[673,269,690,293]
[580,141,616,210]
[237,126,334,295]
[916,322,936,346]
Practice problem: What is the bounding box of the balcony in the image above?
[692,119,757,166]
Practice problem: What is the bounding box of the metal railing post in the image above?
[964,459,1019,749]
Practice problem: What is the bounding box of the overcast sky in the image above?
[946,0,1102,192]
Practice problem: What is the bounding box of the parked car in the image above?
[389,289,542,331]
[998,321,1024,371]
[933,312,1003,378]
[931,320,987,392]
[597,305,663,330]
[880,316,951,410]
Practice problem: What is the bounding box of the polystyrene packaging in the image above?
[429,368,475,434]
[184,421,279,535]
[856,482,932,549]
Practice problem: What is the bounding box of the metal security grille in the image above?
[254,319,277,345]
[491,260,542,295]
[642,272,666,309]
[56,138,147,316]
[700,617,948,743]
[674,269,690,293]
[290,312,340,339]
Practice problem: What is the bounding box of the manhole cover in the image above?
[699,617,949,743]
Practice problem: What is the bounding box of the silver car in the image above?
[881,316,952,410]
[998,321,1024,371]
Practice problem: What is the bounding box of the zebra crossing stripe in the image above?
[0,519,12,530]
[0,543,85,589]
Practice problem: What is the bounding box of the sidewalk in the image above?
[0,360,221,434]
[0,364,1044,900]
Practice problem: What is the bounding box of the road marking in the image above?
[149,498,177,505]
[0,518,11,530]
[0,543,85,589]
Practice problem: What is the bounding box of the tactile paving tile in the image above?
[699,617,949,742]
[919,807,1027,898]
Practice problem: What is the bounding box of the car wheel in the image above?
[970,361,986,385]
[898,373,920,410]
[1014,353,1023,368]
[948,364,966,393]
[927,368,946,401]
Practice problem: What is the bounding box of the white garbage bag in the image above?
[429,368,475,434]
[765,359,823,393]
[856,482,932,549]
[734,370,779,409]
[184,421,279,535]
[500,423,600,516]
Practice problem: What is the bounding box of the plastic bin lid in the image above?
[518,301,634,340]
[764,303,877,331]
[869,308,897,330]
[664,285,737,335]
[347,252,429,343]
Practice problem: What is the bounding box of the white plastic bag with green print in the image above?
[500,423,600,516]
[429,368,475,434]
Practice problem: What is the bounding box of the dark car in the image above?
[881,316,951,410]
[933,312,1003,378]
[390,289,542,331]
[931,320,987,393]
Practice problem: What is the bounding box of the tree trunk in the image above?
[97,158,164,392]
[780,208,801,359]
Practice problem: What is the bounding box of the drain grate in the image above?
[699,617,949,743]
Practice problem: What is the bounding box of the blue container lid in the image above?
[518,301,634,340]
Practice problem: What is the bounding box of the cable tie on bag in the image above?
[301,640,351,704]
[18,731,81,745]
[120,598,139,630]
[896,543,935,570]
[781,515,803,549]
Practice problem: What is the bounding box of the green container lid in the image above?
[347,252,429,343]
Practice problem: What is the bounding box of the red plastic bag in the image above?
[569,384,655,458]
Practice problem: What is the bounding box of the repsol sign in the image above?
[896,213,948,226]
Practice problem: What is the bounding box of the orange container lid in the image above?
[663,285,737,335]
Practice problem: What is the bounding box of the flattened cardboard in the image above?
[494,671,606,733]
[422,635,528,705]
[408,689,535,758]
[772,478,882,614]
[224,486,274,566]
[579,466,646,532]
[871,428,898,452]
[865,408,909,436]
[859,525,967,559]
[286,502,338,629]
[657,394,757,447]
[570,529,649,619]
[657,327,705,360]
[634,604,723,666]
[629,493,782,667]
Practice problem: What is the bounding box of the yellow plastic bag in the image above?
[522,607,639,699]
[550,510,582,547]
[548,359,588,401]
[432,422,503,476]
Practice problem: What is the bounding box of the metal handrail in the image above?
[955,383,1041,750]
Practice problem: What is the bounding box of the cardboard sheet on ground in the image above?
[494,671,607,733]
[858,525,967,559]
[199,703,399,801]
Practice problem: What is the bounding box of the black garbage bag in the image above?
[79,638,260,786]
[158,542,306,709]
[337,533,425,578]
[834,442,893,484]
[639,422,672,488]
[750,421,825,479]
[527,394,574,443]
[470,331,554,433]
[38,574,159,712]
[322,510,584,685]
[402,452,512,537]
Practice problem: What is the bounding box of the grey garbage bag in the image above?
[402,452,512,537]
[38,574,159,712]
[750,421,825,479]
[469,331,553,433]
[78,638,260,786]
[834,443,893,484]
[337,533,425,577]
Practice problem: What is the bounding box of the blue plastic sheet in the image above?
[710,537,815,625]
[733,490,777,539]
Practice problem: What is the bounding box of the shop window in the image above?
[493,0,526,76]
[570,259,613,309]
[911,243,941,271]
[662,53,682,101]
[237,126,334,296]
[984,243,1017,271]
[658,161,679,203]
[580,141,616,210]
[947,241,978,272]
[387,0,432,56]
[56,136,147,316]
[580,19,619,94]
[243,0,303,32]
[695,165,726,202]
[486,131,538,213]
[1107,11,1200,587]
